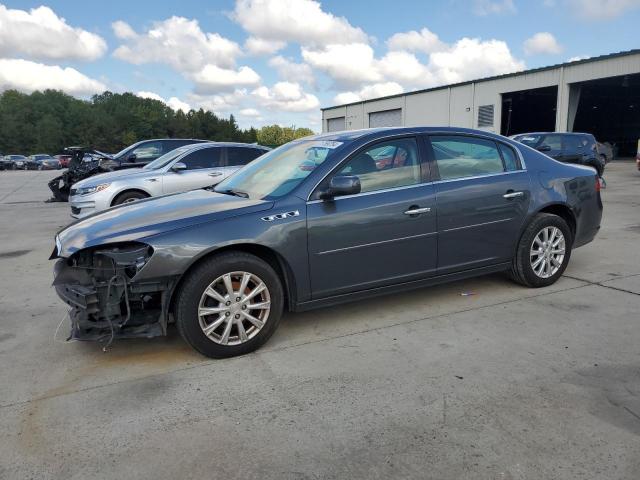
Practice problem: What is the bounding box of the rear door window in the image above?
[430,136,505,180]
[181,148,222,170]
[226,147,266,166]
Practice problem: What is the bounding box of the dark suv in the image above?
[106,139,209,169]
[512,132,604,177]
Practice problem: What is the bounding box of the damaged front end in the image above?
[53,242,175,345]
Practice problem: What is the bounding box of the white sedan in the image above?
[69,142,269,218]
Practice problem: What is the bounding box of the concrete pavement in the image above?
[0,164,639,479]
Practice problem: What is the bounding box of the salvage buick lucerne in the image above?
[69,142,270,218]
[51,127,602,358]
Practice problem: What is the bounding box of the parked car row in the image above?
[0,153,63,170]
[51,127,603,359]
[69,142,270,217]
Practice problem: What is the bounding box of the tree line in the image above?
[0,89,315,155]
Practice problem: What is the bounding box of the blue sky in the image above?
[1,0,638,130]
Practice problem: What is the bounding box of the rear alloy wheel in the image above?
[510,213,572,287]
[176,252,283,358]
[112,190,148,206]
[529,226,566,279]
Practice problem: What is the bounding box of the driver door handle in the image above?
[208,171,223,177]
[404,207,431,215]
[503,191,524,199]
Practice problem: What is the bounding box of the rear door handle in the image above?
[404,207,431,215]
[208,172,223,177]
[503,191,524,199]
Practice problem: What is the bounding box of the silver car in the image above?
[69,142,269,218]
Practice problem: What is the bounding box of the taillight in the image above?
[595,176,601,192]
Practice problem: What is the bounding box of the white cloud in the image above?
[305,36,523,97]
[0,58,106,95]
[473,0,516,15]
[334,82,404,104]
[268,56,316,86]
[387,28,446,54]
[188,89,249,113]
[233,0,367,47]
[0,5,106,61]
[426,38,524,85]
[568,0,640,19]
[192,65,261,93]
[567,55,590,62]
[245,36,286,56]
[136,91,192,113]
[166,97,192,113]
[112,17,241,72]
[252,82,320,112]
[301,43,380,88]
[377,51,433,87]
[112,20,136,40]
[523,32,563,55]
[239,108,261,116]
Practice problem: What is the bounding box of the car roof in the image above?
[304,126,509,143]
[180,142,271,151]
[513,132,592,137]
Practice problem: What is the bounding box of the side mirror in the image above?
[319,175,361,200]
[172,162,187,172]
[128,153,137,162]
[537,145,551,152]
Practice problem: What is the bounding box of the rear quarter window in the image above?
[498,144,521,171]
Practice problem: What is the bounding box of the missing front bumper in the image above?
[52,246,175,344]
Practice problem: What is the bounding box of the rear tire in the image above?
[509,213,572,288]
[175,252,284,358]
[112,190,148,206]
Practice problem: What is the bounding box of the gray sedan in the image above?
[52,127,602,358]
[68,142,270,218]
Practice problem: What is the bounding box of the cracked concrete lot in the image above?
[1,162,639,480]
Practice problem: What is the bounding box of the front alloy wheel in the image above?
[198,271,271,346]
[176,252,284,358]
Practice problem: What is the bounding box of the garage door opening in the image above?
[571,74,640,157]
[501,86,557,137]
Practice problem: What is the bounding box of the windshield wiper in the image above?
[217,188,249,198]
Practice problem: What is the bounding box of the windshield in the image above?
[514,134,543,147]
[112,142,140,159]
[143,146,191,170]
[214,140,341,200]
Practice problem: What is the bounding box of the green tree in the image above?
[256,125,316,146]
[0,89,288,155]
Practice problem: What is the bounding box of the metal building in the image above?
[321,49,640,156]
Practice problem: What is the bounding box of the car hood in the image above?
[56,190,274,257]
[72,167,148,187]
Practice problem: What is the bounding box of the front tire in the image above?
[175,252,284,358]
[510,213,572,288]
[112,190,148,206]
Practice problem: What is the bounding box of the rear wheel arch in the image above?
[537,203,576,240]
[512,203,576,258]
[168,243,296,318]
